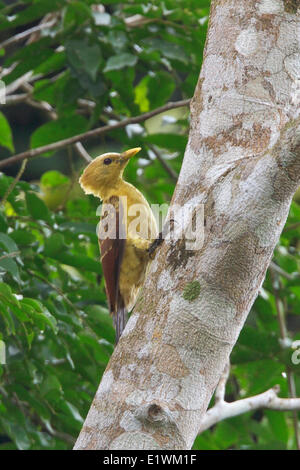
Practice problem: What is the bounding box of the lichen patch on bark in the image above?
[182,281,201,301]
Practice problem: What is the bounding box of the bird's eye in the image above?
[104,158,112,165]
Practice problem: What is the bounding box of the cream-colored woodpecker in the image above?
[79,148,160,343]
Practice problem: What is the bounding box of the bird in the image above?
[79,147,159,344]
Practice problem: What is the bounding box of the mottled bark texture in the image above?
[75,0,300,450]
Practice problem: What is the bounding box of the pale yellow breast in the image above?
[119,239,151,311]
[102,181,158,312]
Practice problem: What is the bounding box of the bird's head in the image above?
[79,147,141,199]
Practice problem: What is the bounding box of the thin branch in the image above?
[26,269,78,313]
[0,1,22,14]
[21,82,91,163]
[0,99,191,169]
[0,19,56,50]
[3,93,28,105]
[284,222,300,232]
[199,386,300,434]
[269,261,298,281]
[78,99,121,122]
[147,144,178,182]
[79,101,180,179]
[0,64,17,80]
[0,158,28,206]
[271,271,288,339]
[4,72,35,96]
[74,142,92,163]
[214,362,230,404]
[0,251,20,262]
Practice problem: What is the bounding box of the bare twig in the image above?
[78,100,180,178]
[0,19,56,50]
[214,362,230,404]
[270,261,298,281]
[4,72,35,96]
[199,386,300,434]
[21,83,91,163]
[3,93,28,105]
[0,99,191,169]
[147,144,178,182]
[284,222,300,232]
[1,159,28,206]
[0,1,22,14]
[74,142,92,163]
[0,251,20,262]
[26,269,78,313]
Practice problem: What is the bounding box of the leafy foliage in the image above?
[0,0,299,451]
[0,172,112,449]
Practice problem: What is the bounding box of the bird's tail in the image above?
[113,295,127,345]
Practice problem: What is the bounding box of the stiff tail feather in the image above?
[113,295,127,344]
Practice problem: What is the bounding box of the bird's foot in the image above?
[147,233,163,259]
[147,218,176,259]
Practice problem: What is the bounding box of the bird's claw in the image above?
[147,233,163,258]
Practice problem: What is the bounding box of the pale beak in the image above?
[121,147,141,160]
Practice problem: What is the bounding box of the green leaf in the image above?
[134,72,175,112]
[0,258,19,281]
[65,38,102,83]
[265,410,288,444]
[147,71,175,110]
[134,76,150,112]
[40,375,62,397]
[0,300,15,334]
[146,133,187,151]
[214,421,239,449]
[49,252,102,274]
[40,170,70,188]
[60,221,97,238]
[33,79,57,106]
[142,38,189,64]
[0,233,18,253]
[30,115,88,156]
[234,360,284,396]
[4,38,54,84]
[35,51,66,75]
[0,0,65,32]
[86,305,115,344]
[5,422,31,450]
[44,233,64,257]
[9,229,36,246]
[107,30,128,52]
[0,112,14,152]
[14,385,51,419]
[237,326,280,356]
[63,1,92,29]
[0,283,20,312]
[78,333,110,364]
[59,401,83,424]
[0,211,8,232]
[104,53,137,72]
[25,192,51,222]
[21,298,57,333]
[10,303,30,323]
[0,282,15,301]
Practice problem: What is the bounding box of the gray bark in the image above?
[74,0,300,450]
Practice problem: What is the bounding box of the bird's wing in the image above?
[98,195,126,318]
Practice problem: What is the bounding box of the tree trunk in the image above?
[74,0,300,450]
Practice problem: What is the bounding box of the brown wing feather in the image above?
[98,196,126,342]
